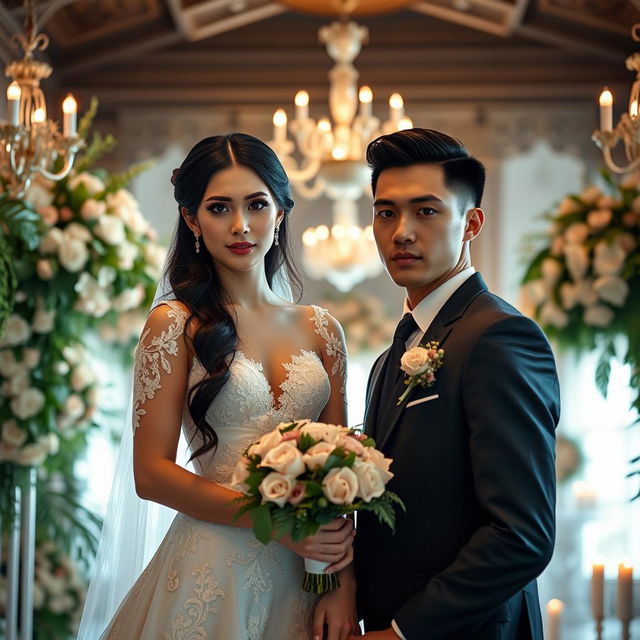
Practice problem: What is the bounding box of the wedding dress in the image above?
[99,300,344,639]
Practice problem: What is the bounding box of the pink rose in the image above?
[322,467,358,505]
[288,482,306,506]
[259,442,305,476]
[259,472,294,507]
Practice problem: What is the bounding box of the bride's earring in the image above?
[194,233,201,254]
[274,225,280,246]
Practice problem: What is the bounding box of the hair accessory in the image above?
[171,168,180,186]
[274,225,280,246]
[194,233,201,254]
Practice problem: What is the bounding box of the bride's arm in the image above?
[132,303,253,526]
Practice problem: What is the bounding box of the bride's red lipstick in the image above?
[227,242,256,255]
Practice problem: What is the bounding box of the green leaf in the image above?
[0,196,43,250]
[361,437,376,447]
[595,338,616,398]
[251,505,273,544]
[298,433,317,452]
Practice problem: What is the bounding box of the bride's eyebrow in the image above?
[204,191,269,202]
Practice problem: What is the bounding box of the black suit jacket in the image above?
[354,273,560,640]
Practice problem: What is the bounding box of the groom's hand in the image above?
[281,517,355,571]
[352,629,401,639]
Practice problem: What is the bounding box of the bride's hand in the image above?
[280,517,355,570]
[313,573,360,640]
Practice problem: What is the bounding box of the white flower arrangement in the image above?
[520,172,640,431]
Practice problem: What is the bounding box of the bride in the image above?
[78,133,359,639]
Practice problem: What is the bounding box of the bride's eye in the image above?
[248,199,269,211]
[207,203,229,214]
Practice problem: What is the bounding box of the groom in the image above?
[352,129,560,639]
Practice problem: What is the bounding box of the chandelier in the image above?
[268,18,412,292]
[1,0,83,200]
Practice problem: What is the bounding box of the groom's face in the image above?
[372,163,472,294]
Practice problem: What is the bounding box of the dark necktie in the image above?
[376,313,419,431]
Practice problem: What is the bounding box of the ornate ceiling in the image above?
[0,0,637,113]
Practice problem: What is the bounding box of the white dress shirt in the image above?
[390,267,476,640]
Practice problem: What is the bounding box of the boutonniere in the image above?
[397,342,444,405]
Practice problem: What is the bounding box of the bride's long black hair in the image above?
[166,133,302,461]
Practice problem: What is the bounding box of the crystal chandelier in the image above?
[1,0,83,199]
[268,18,412,292]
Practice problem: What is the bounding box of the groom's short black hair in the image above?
[367,128,486,211]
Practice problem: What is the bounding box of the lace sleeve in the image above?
[310,305,347,395]
[132,301,189,434]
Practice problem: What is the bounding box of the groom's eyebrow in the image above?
[373,195,444,206]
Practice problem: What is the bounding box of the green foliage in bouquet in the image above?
[520,171,640,496]
[0,97,164,634]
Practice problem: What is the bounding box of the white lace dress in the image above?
[100,301,346,640]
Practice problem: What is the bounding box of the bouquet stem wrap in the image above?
[302,558,340,594]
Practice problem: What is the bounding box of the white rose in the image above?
[259,442,305,476]
[2,420,28,446]
[352,460,386,502]
[10,388,45,419]
[94,215,126,246]
[54,360,70,375]
[126,208,150,235]
[593,276,629,307]
[587,209,612,231]
[38,432,60,455]
[62,345,83,365]
[298,422,342,443]
[74,274,111,318]
[71,362,95,392]
[32,303,56,334]
[96,266,117,287]
[362,446,393,477]
[230,457,250,491]
[563,244,590,281]
[302,441,336,470]
[24,180,54,209]
[0,349,21,376]
[258,471,294,507]
[593,241,626,276]
[64,222,92,244]
[557,197,580,216]
[248,428,283,458]
[143,243,167,279]
[63,394,85,420]
[5,370,29,396]
[32,583,45,609]
[112,285,145,312]
[580,185,603,205]
[15,443,47,467]
[58,238,89,272]
[117,241,139,270]
[584,304,614,327]
[23,348,41,369]
[39,227,64,254]
[80,198,106,221]
[36,259,54,280]
[576,279,598,307]
[0,314,31,347]
[334,432,365,456]
[322,467,358,505]
[67,172,104,195]
[540,258,563,287]
[522,279,546,306]
[400,346,430,376]
[564,223,590,245]
[106,189,138,218]
[539,302,569,329]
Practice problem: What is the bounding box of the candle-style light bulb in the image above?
[62,93,77,136]
[32,108,46,124]
[317,118,331,133]
[273,108,287,143]
[295,90,309,122]
[7,81,21,126]
[630,99,638,117]
[398,117,413,131]
[359,85,373,118]
[599,88,613,131]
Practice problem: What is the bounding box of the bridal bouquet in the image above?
[231,420,405,593]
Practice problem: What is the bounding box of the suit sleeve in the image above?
[394,314,560,639]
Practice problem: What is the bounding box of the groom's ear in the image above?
[463,207,484,242]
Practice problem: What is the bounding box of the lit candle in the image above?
[272,108,287,144]
[631,99,638,117]
[616,562,633,623]
[359,86,373,119]
[294,90,309,122]
[389,93,404,125]
[599,88,613,131]
[591,563,605,620]
[7,81,21,126]
[62,93,77,136]
[398,116,413,131]
[546,599,564,640]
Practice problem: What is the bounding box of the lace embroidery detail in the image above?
[310,305,347,395]
[167,516,211,592]
[291,589,318,639]
[132,301,188,434]
[161,563,225,640]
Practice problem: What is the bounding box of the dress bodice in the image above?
[132,300,345,487]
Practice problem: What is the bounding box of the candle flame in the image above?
[295,90,309,107]
[62,94,77,114]
[7,81,21,100]
[273,109,287,127]
[359,86,373,103]
[599,88,613,107]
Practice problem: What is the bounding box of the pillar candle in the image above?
[616,563,633,622]
[546,599,563,640]
[591,563,604,619]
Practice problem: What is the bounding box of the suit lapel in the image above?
[376,273,488,452]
